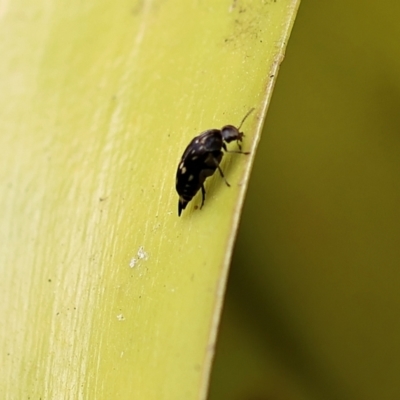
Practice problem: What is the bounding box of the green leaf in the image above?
[0,0,300,398]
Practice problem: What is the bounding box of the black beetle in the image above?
[175,108,254,216]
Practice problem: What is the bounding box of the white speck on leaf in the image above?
[129,258,138,268]
[129,246,148,268]
[137,246,148,260]
[117,314,125,321]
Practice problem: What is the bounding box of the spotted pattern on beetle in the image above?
[175,108,255,216]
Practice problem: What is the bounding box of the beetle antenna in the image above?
[237,107,255,130]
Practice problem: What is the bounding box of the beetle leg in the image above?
[222,141,250,155]
[200,184,206,209]
[215,163,231,187]
[208,156,231,187]
[225,149,250,155]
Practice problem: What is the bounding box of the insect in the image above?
[175,108,255,216]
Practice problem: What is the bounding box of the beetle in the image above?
[175,108,254,216]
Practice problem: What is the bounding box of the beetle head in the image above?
[220,107,255,145]
[221,125,243,143]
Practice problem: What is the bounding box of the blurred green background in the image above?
[210,1,400,400]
